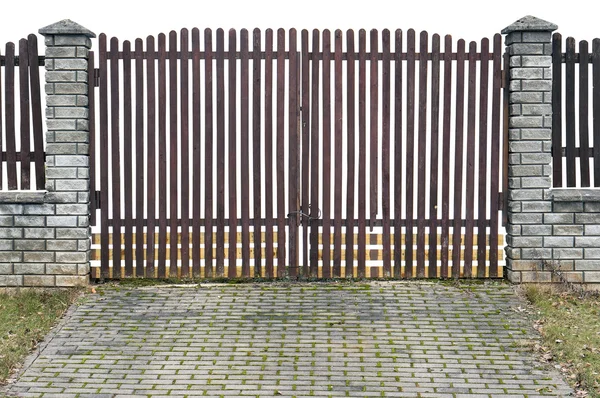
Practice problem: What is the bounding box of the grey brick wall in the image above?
[0,20,95,287]
[503,16,600,285]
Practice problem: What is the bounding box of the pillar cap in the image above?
[39,19,96,38]
[502,15,557,34]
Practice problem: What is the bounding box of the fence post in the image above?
[502,16,557,283]
[37,20,95,286]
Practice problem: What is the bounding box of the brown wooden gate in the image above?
[89,28,505,279]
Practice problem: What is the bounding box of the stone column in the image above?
[502,16,557,283]
[37,20,95,286]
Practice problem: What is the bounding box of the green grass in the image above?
[0,288,81,385]
[524,284,600,397]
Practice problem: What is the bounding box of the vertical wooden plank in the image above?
[252,28,263,277]
[440,35,452,278]
[357,29,367,278]
[27,35,44,191]
[477,38,490,278]
[146,35,157,278]
[333,29,343,278]
[204,29,214,278]
[0,45,3,189]
[110,37,122,278]
[5,42,17,190]
[265,29,275,278]
[169,31,179,278]
[451,39,466,278]
[18,39,31,190]
[489,34,502,277]
[428,34,441,278]
[552,33,563,187]
[369,29,379,230]
[416,31,428,278]
[276,28,286,278]
[463,41,477,279]
[99,35,110,277]
[87,49,96,226]
[157,33,168,278]
[134,38,145,277]
[191,28,201,277]
[301,29,311,277]
[579,40,591,187]
[393,29,403,278]
[228,29,238,278]
[405,29,416,277]
[593,38,600,188]
[122,40,133,277]
[565,37,576,187]
[309,29,320,277]
[179,29,190,278]
[216,28,226,277]
[180,29,190,277]
[288,28,300,278]
[346,29,356,278]
[381,29,391,277]
[322,29,332,278]
[241,29,251,278]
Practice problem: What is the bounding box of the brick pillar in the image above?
[37,20,95,286]
[502,16,557,283]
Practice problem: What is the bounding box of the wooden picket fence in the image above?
[0,35,45,191]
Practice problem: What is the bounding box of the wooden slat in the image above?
[333,29,343,277]
[565,37,576,187]
[228,29,238,278]
[309,29,320,277]
[145,35,157,278]
[157,33,168,278]
[489,33,502,277]
[191,28,201,277]
[440,35,453,278]
[5,42,17,190]
[393,29,403,278]
[369,29,379,229]
[264,29,274,278]
[301,29,310,277]
[216,28,225,277]
[288,28,299,278]
[88,48,96,225]
[428,33,441,278]
[477,38,490,278]
[180,28,191,277]
[463,41,477,279]
[99,34,110,278]
[357,29,367,278]
[122,40,133,277]
[346,29,356,278]
[276,28,286,278]
[552,33,563,187]
[579,40,590,187]
[18,39,30,190]
[169,31,179,277]
[405,29,415,277]
[593,38,600,187]
[204,29,214,278]
[241,29,251,278]
[252,28,263,277]
[134,39,144,277]
[0,45,3,189]
[27,35,44,191]
[322,29,332,278]
[416,30,428,278]
[381,29,391,277]
[452,39,466,278]
[110,37,122,278]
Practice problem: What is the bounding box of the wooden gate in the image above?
[89,28,505,279]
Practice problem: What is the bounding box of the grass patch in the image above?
[524,284,600,397]
[0,288,81,385]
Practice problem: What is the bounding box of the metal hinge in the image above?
[498,192,504,211]
[95,190,101,209]
[501,69,507,89]
[94,68,100,87]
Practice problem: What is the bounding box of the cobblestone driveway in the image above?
[4,281,573,397]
